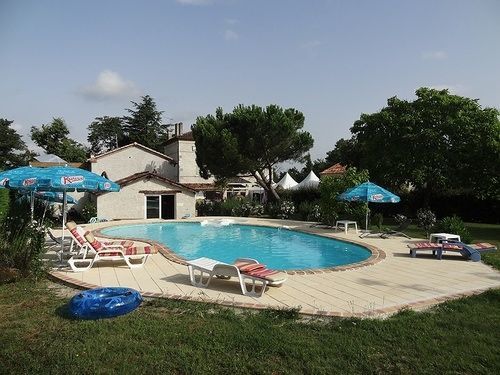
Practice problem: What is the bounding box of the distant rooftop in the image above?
[320,163,346,176]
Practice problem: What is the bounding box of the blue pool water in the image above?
[101,222,371,270]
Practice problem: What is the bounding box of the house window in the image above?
[145,195,175,219]
[146,196,160,219]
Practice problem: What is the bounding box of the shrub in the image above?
[81,201,97,223]
[278,201,295,219]
[416,208,436,235]
[197,198,264,218]
[297,201,321,221]
[318,168,370,226]
[436,215,472,244]
[0,189,9,222]
[0,199,47,278]
[394,214,411,226]
[373,213,384,231]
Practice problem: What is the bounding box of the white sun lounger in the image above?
[187,257,269,297]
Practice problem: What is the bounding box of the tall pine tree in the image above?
[123,95,168,151]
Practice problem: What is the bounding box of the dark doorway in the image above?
[161,195,175,219]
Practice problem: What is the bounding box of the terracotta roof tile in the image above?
[320,163,346,175]
[182,182,218,191]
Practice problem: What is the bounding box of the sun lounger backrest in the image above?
[84,231,103,251]
[66,221,86,245]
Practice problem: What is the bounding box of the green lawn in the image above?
[1,280,499,374]
[1,221,499,374]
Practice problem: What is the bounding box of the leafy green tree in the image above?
[123,95,168,151]
[31,118,88,162]
[193,104,314,200]
[319,167,369,225]
[87,116,126,154]
[0,118,36,169]
[331,88,500,200]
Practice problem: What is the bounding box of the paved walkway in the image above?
[48,218,500,317]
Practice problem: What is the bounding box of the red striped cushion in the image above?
[411,242,441,249]
[246,268,278,278]
[84,231,103,251]
[471,242,495,249]
[103,240,134,247]
[238,263,266,272]
[69,228,85,245]
[100,246,155,257]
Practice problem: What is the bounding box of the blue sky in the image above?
[1,0,499,163]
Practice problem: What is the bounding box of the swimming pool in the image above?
[101,222,372,270]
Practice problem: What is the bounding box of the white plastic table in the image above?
[335,220,358,234]
[429,233,461,243]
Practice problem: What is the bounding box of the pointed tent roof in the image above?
[276,172,298,190]
[295,171,320,189]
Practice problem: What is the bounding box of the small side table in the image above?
[429,233,461,244]
[335,220,358,234]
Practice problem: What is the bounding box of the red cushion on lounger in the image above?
[246,268,279,278]
[69,227,85,245]
[238,263,266,272]
[411,242,441,249]
[471,242,495,250]
[100,246,155,257]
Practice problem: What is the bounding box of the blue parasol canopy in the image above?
[338,181,400,230]
[8,165,120,258]
[8,165,120,193]
[0,166,45,188]
[34,191,78,204]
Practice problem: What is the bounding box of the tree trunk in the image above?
[253,170,280,202]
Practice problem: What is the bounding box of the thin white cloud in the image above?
[224,29,239,41]
[421,51,447,60]
[79,70,140,100]
[176,0,212,5]
[225,18,238,25]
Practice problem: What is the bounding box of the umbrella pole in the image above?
[365,203,369,231]
[30,191,34,221]
[60,191,67,261]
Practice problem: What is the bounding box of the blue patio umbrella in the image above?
[0,166,48,218]
[34,191,78,204]
[0,166,46,188]
[9,165,120,256]
[338,181,400,230]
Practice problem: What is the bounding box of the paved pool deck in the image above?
[47,217,500,317]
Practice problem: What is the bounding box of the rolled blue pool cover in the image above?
[69,287,143,320]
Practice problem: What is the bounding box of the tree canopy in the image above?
[87,116,126,155]
[192,104,314,200]
[123,95,168,152]
[0,118,36,170]
[329,88,500,200]
[30,118,87,162]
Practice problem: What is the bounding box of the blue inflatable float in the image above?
[69,287,143,320]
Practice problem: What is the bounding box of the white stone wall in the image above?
[163,142,179,181]
[91,146,176,181]
[177,140,215,184]
[96,178,196,220]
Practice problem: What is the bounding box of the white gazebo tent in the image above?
[295,171,320,190]
[276,172,298,190]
